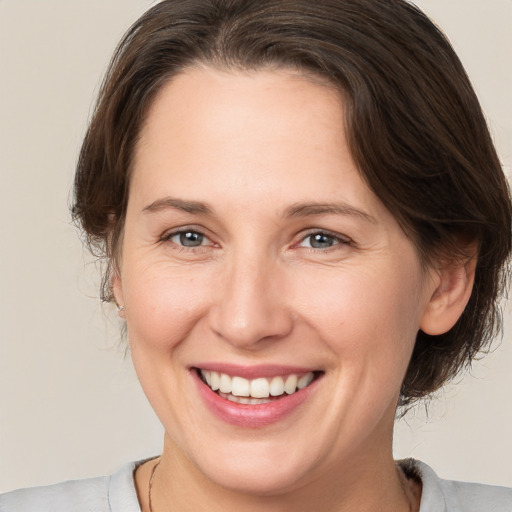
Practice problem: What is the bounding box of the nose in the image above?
[208,253,294,349]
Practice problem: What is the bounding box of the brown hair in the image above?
[73,0,511,406]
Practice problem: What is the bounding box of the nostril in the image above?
[207,277,294,348]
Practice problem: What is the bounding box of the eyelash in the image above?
[296,230,352,251]
[160,228,214,251]
[161,227,352,253]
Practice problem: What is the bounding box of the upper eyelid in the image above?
[161,225,208,236]
[161,227,214,243]
[159,226,352,246]
[297,228,352,243]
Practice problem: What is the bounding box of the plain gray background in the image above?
[1,0,511,492]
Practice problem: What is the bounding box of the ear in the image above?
[420,249,477,336]
[112,271,126,319]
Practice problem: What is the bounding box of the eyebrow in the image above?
[142,197,376,224]
[142,197,213,215]
[284,202,377,223]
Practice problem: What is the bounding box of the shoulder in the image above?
[0,461,142,512]
[439,478,512,512]
[0,476,110,512]
[399,459,512,512]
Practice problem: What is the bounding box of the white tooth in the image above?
[210,371,220,391]
[201,370,211,386]
[219,373,232,393]
[250,378,270,398]
[297,372,314,390]
[219,391,273,405]
[231,376,250,397]
[284,374,298,394]
[269,376,285,396]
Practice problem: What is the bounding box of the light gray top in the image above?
[1,459,511,511]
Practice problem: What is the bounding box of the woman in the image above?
[1,0,511,510]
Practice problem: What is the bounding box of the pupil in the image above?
[180,232,203,247]
[311,233,334,248]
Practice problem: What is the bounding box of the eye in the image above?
[298,232,349,249]
[167,230,209,247]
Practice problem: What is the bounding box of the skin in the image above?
[113,66,474,512]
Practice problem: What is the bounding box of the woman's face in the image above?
[115,67,437,494]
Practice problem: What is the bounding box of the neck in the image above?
[138,434,417,512]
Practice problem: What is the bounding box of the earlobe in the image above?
[112,272,126,319]
[420,253,477,336]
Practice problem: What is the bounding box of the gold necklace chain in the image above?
[148,459,416,512]
[148,460,161,512]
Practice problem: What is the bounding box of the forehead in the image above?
[136,65,344,159]
[130,66,387,222]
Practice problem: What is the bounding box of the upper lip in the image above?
[191,363,320,379]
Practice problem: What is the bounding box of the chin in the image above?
[201,455,313,497]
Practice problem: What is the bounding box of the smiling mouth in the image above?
[196,369,322,405]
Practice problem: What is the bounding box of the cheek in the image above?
[296,260,425,366]
[122,262,212,351]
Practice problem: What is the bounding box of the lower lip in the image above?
[192,370,320,428]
